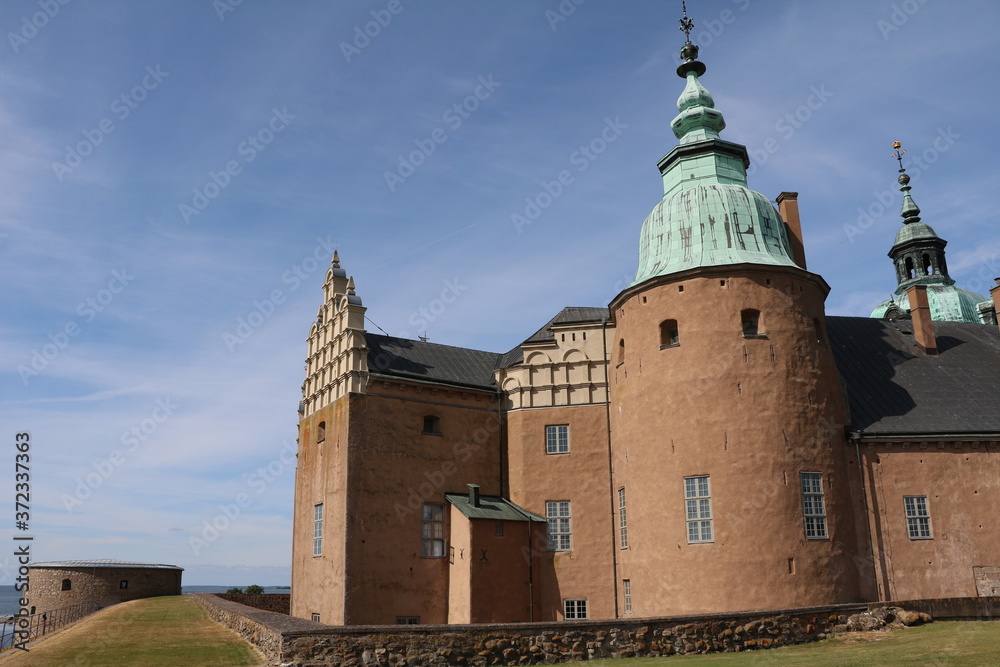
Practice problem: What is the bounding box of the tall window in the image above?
[316,421,326,443]
[684,475,713,543]
[618,487,628,549]
[313,503,324,556]
[623,580,632,615]
[800,472,828,539]
[741,309,761,336]
[660,319,679,347]
[904,496,932,539]
[422,503,446,557]
[546,501,572,551]
[545,424,569,454]
[564,599,588,620]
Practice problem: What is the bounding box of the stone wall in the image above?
[196,594,1000,667]
[216,593,290,615]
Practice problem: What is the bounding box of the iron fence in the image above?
[0,598,110,651]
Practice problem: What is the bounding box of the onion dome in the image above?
[631,10,796,287]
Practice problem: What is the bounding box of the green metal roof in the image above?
[893,221,941,247]
[870,284,991,324]
[630,51,797,288]
[444,493,545,522]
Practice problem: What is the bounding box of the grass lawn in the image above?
[0,595,263,666]
[586,621,1000,666]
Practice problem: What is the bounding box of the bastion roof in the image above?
[29,559,183,570]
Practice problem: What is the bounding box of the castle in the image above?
[289,18,1000,626]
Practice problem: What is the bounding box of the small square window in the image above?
[312,613,321,622]
[422,415,441,435]
[564,598,588,619]
[119,580,129,590]
[545,425,569,454]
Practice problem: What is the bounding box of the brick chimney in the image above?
[468,484,480,508]
[777,192,807,269]
[907,285,937,355]
[991,278,1000,333]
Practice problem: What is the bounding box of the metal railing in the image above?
[0,599,109,651]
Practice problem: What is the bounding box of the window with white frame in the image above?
[564,598,588,620]
[800,472,828,539]
[545,424,569,454]
[623,579,632,615]
[904,496,932,539]
[684,475,713,543]
[546,500,572,551]
[311,613,321,622]
[422,503,446,557]
[313,503,324,557]
[618,487,628,549]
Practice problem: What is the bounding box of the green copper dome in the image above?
[870,286,992,324]
[631,42,796,287]
[893,220,940,246]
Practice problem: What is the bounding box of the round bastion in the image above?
[27,560,183,613]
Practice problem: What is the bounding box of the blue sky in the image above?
[0,0,997,586]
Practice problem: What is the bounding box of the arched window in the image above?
[316,421,326,443]
[660,320,679,348]
[423,415,441,434]
[922,253,932,276]
[741,309,761,336]
[905,257,915,279]
[617,339,626,365]
[61,579,71,591]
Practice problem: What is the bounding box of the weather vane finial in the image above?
[891,140,907,170]
[679,1,694,42]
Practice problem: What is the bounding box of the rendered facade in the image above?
[291,28,1000,626]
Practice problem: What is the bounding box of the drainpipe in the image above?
[602,315,620,619]
[852,431,881,601]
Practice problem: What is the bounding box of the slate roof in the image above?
[827,316,1000,436]
[499,306,609,368]
[29,560,183,570]
[445,493,546,522]
[365,333,501,391]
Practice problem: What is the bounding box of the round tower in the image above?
[608,18,863,616]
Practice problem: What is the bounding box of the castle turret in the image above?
[607,9,863,616]
[870,142,991,323]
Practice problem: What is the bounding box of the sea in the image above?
[0,584,290,617]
